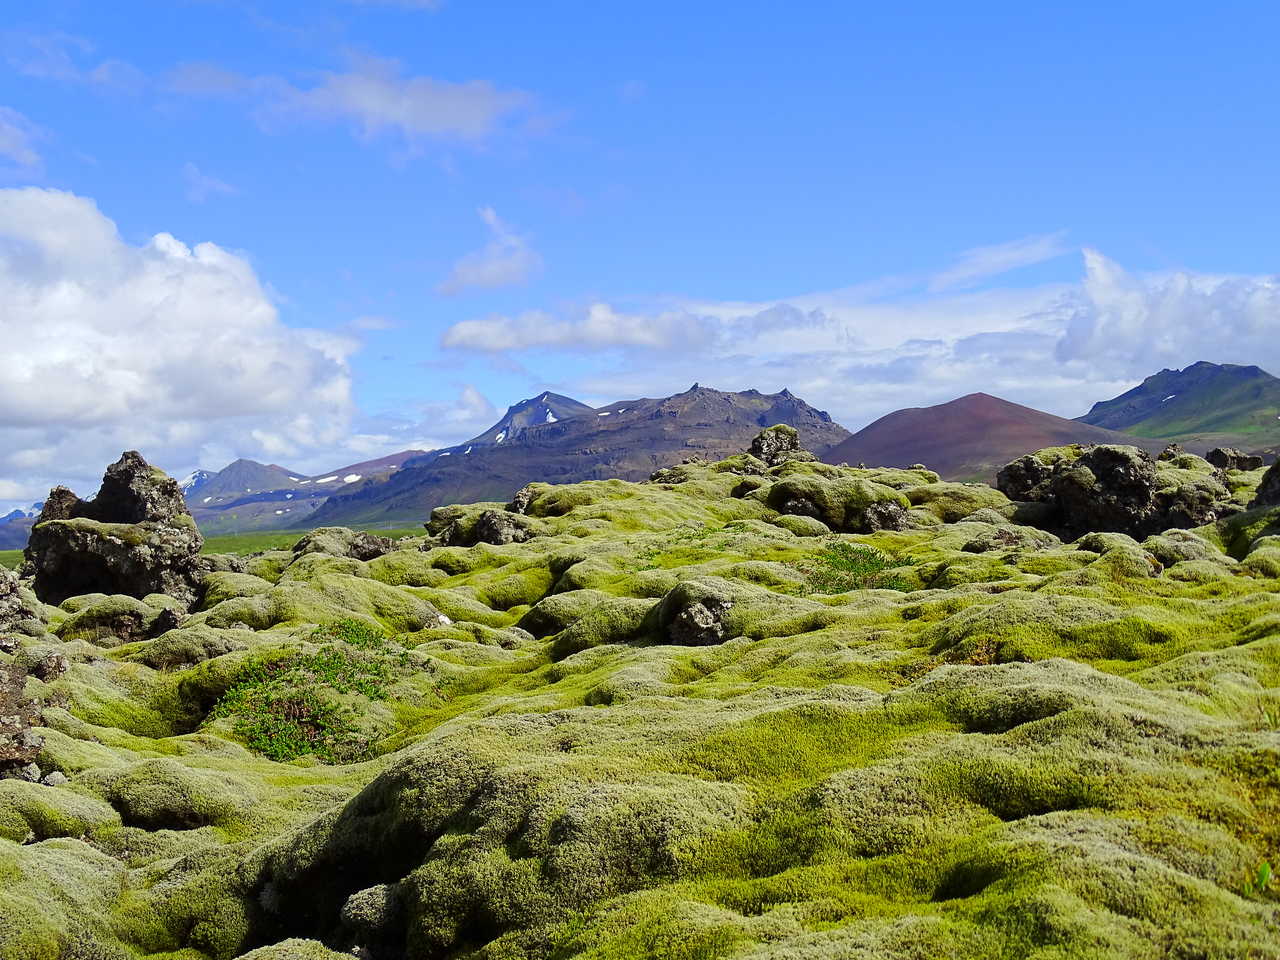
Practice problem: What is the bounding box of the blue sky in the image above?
[1,0,1279,503]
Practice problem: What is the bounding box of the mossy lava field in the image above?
[2,436,1279,959]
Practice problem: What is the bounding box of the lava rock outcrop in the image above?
[24,452,204,607]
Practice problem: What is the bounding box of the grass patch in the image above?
[793,539,916,593]
[206,618,408,762]
[0,549,20,570]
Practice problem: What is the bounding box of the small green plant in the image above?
[794,540,915,594]
[1255,694,1280,730]
[311,618,392,650]
[1242,861,1273,899]
[206,619,406,762]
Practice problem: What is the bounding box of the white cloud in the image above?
[0,187,357,504]
[442,302,715,352]
[349,385,499,453]
[183,162,238,203]
[274,56,528,143]
[171,55,530,151]
[444,247,1280,433]
[0,107,43,171]
[928,231,1070,291]
[3,32,143,93]
[439,206,542,294]
[1055,249,1280,379]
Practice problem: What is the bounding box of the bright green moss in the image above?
[6,454,1280,959]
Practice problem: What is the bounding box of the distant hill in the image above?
[307,385,851,527]
[824,393,1163,481]
[187,450,426,535]
[1077,361,1280,452]
[0,503,39,550]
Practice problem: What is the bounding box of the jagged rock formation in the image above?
[24,451,204,607]
[0,664,40,780]
[0,568,39,644]
[998,444,1246,538]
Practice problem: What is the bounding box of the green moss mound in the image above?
[1,451,1277,959]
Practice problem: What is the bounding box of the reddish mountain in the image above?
[824,393,1164,481]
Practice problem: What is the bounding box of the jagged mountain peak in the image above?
[468,392,596,446]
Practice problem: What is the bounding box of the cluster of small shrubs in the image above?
[793,540,915,593]
[208,618,405,763]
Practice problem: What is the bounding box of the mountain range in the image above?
[306,385,850,527]
[3,362,1275,547]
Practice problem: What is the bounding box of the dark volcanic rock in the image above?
[1252,462,1280,508]
[1050,446,1162,538]
[996,454,1055,502]
[1205,447,1265,471]
[1158,443,1185,461]
[24,452,204,608]
[1001,444,1237,539]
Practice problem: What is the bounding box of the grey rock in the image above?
[41,770,68,787]
[0,662,42,777]
[506,483,538,514]
[445,509,536,547]
[29,650,69,682]
[749,424,815,467]
[292,527,393,561]
[0,565,40,636]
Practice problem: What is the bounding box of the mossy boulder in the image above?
[765,475,910,532]
[292,527,394,561]
[25,452,204,607]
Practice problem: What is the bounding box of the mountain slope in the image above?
[186,450,426,535]
[308,385,850,526]
[1078,361,1280,450]
[824,393,1164,481]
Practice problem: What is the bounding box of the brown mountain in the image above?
[307,385,850,527]
[824,392,1165,481]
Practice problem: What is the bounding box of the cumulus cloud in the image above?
[183,162,237,203]
[172,55,530,151]
[439,207,542,294]
[0,187,357,504]
[0,107,43,171]
[1055,249,1280,378]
